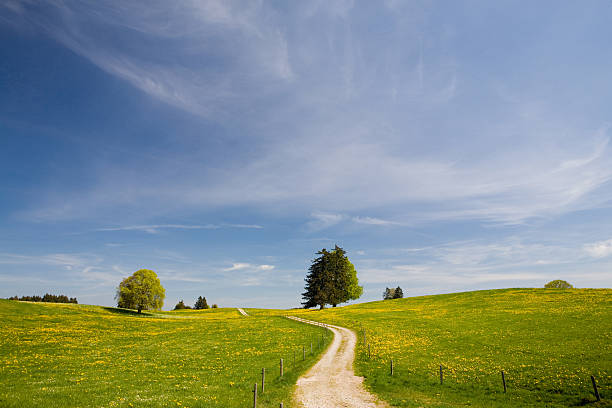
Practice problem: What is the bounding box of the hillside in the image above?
[0,300,330,407]
[288,288,612,407]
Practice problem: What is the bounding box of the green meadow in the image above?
[0,300,330,408]
[289,288,612,407]
[2,289,611,407]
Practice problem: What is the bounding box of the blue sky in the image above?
[1,1,612,309]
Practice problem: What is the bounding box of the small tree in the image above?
[174,300,187,310]
[211,304,218,308]
[544,280,573,289]
[194,296,209,310]
[116,269,165,313]
[393,286,404,299]
[383,287,395,300]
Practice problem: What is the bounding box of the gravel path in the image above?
[288,316,388,408]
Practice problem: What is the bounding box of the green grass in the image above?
[289,288,612,407]
[0,300,331,407]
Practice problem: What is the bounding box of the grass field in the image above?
[0,300,331,408]
[289,288,612,407]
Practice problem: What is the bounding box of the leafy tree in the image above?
[383,287,395,300]
[544,279,573,289]
[211,304,218,308]
[194,296,209,310]
[302,245,363,309]
[393,286,404,299]
[116,269,165,313]
[174,300,187,310]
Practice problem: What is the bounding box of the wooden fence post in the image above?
[262,368,265,393]
[501,370,506,393]
[311,342,313,354]
[303,345,305,361]
[368,343,371,359]
[390,359,394,376]
[280,358,284,377]
[253,383,257,408]
[439,365,443,385]
[591,375,601,402]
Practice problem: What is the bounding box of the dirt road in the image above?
[288,316,388,408]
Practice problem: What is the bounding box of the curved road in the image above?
[288,316,387,408]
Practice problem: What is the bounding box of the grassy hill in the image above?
[289,288,612,407]
[2,288,610,407]
[0,300,330,408]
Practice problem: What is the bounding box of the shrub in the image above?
[174,300,188,310]
[544,280,573,289]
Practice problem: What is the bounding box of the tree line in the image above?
[174,296,218,310]
[383,286,404,300]
[8,294,78,304]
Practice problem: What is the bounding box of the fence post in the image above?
[253,383,257,408]
[280,403,283,408]
[262,368,265,393]
[303,345,305,361]
[501,370,506,393]
[293,350,295,365]
[280,358,284,377]
[311,342,313,354]
[390,359,394,376]
[368,343,371,360]
[439,365,443,385]
[591,376,601,402]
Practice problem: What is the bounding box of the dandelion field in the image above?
[290,288,612,407]
[0,300,331,408]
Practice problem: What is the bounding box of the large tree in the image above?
[116,269,165,313]
[302,245,363,309]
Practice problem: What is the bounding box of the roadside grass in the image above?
[289,288,612,407]
[0,300,330,407]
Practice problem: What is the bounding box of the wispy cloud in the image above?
[352,216,403,226]
[224,263,275,272]
[96,223,262,234]
[584,239,612,258]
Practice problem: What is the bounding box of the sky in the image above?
[1,1,612,309]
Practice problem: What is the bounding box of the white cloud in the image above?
[223,263,275,272]
[97,224,262,234]
[352,216,402,226]
[224,263,252,271]
[584,239,612,258]
[307,212,346,231]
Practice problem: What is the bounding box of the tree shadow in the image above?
[102,307,154,317]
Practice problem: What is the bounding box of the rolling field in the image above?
[289,288,612,407]
[0,300,330,408]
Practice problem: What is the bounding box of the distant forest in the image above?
[8,294,78,304]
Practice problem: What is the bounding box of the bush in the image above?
[544,280,573,289]
[174,300,188,310]
[211,304,218,309]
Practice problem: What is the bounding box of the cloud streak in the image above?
[96,223,262,234]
